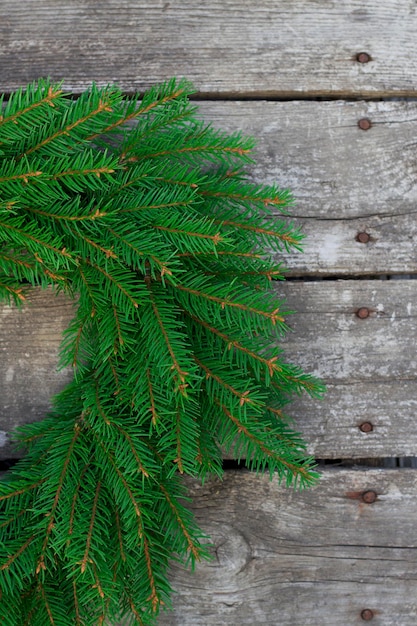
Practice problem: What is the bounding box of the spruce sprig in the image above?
[0,78,324,625]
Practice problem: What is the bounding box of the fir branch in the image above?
[124,142,252,164]
[216,401,315,487]
[38,583,55,625]
[0,78,323,625]
[113,424,150,478]
[87,79,192,143]
[0,169,43,184]
[72,578,82,625]
[159,484,202,563]
[0,217,73,263]
[171,280,285,325]
[177,249,262,260]
[104,225,170,276]
[83,259,140,309]
[0,479,45,503]
[53,165,115,181]
[36,425,81,574]
[23,98,114,157]
[95,436,144,537]
[217,218,303,250]
[0,280,26,302]
[0,507,27,531]
[80,481,102,574]
[0,85,62,124]
[146,368,159,426]
[186,312,282,378]
[0,535,35,572]
[145,277,189,388]
[67,463,91,549]
[194,356,258,409]
[154,224,223,246]
[22,204,108,223]
[115,509,126,563]
[143,536,160,613]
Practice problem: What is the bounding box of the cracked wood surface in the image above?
[154,469,417,626]
[1,1,417,96]
[1,281,417,459]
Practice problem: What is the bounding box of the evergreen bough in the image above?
[0,78,324,625]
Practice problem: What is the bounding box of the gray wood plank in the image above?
[278,279,417,384]
[196,100,417,276]
[292,380,417,459]
[154,469,417,626]
[1,1,417,96]
[2,95,417,275]
[274,279,417,457]
[197,100,417,222]
[0,289,74,457]
[280,214,417,277]
[1,281,417,458]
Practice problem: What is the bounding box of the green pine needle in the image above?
[0,78,324,625]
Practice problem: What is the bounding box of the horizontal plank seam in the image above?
[2,90,417,104]
[1,458,417,467]
[193,92,417,103]
[284,272,417,279]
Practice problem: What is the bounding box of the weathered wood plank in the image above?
[292,380,417,459]
[198,99,417,222]
[2,97,416,276]
[1,281,417,458]
[1,1,417,96]
[0,289,74,457]
[279,279,417,384]
[197,100,417,275]
[247,278,417,458]
[155,469,417,626]
[280,214,417,277]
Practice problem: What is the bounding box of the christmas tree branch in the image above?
[0,79,324,625]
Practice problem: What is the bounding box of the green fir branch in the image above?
[0,78,324,625]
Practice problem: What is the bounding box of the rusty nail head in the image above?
[357,52,371,63]
[361,608,374,620]
[357,232,370,243]
[362,490,377,504]
[356,307,370,319]
[359,422,373,433]
[358,118,372,131]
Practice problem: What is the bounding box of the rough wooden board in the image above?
[291,380,417,459]
[1,281,417,459]
[199,99,417,275]
[197,100,417,221]
[249,279,417,458]
[2,98,417,276]
[278,279,417,384]
[280,214,417,277]
[1,1,417,96]
[50,98,417,277]
[0,289,74,457]
[155,469,417,626]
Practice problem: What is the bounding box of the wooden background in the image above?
[1,2,417,624]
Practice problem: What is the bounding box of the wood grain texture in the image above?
[292,380,417,458]
[197,100,417,222]
[196,100,417,276]
[1,281,417,459]
[278,279,417,385]
[1,1,417,96]
[154,469,417,626]
[0,289,74,457]
[2,95,416,275]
